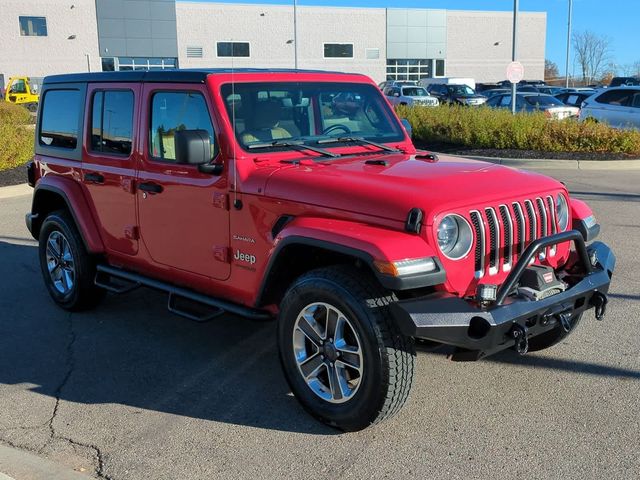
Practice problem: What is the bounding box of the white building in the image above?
[0,0,546,90]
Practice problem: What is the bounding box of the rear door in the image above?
[137,84,230,280]
[81,83,140,255]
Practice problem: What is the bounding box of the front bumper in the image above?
[390,232,615,360]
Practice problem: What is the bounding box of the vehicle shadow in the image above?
[570,190,640,203]
[0,241,335,436]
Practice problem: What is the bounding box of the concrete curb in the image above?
[448,154,640,170]
[0,184,32,199]
[0,444,93,480]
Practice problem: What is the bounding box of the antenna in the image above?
[230,41,241,210]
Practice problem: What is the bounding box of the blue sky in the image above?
[182,0,639,75]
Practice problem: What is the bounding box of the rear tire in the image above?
[527,312,583,352]
[38,210,104,311]
[277,266,415,431]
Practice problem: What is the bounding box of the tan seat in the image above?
[240,100,291,144]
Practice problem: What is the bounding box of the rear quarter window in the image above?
[40,89,81,149]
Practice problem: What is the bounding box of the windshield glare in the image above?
[448,85,475,96]
[221,82,405,151]
[402,87,428,97]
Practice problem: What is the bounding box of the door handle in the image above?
[138,182,163,194]
[84,172,104,184]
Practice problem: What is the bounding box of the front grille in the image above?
[470,196,558,277]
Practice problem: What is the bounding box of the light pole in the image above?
[565,0,573,88]
[511,0,519,114]
[293,0,298,69]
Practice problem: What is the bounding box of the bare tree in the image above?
[572,30,613,83]
[544,59,559,81]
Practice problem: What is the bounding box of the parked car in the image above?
[426,83,487,106]
[475,82,501,93]
[555,91,595,108]
[384,85,439,107]
[486,92,579,119]
[579,86,640,128]
[481,88,511,99]
[26,69,614,432]
[537,86,565,96]
[498,80,546,89]
[378,80,418,90]
[420,77,476,91]
[609,76,640,87]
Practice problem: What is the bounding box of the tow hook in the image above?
[509,324,529,355]
[592,292,608,321]
[558,312,573,333]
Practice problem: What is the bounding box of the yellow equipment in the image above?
[4,76,42,112]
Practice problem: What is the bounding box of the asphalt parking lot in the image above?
[0,168,638,480]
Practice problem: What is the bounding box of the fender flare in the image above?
[30,176,105,253]
[255,217,445,306]
[570,198,600,242]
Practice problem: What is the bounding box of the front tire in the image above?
[277,266,415,431]
[38,210,104,311]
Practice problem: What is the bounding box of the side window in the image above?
[486,95,502,107]
[499,95,512,107]
[40,89,81,149]
[149,91,216,162]
[383,87,393,96]
[631,92,640,108]
[91,90,134,156]
[596,90,633,106]
[9,79,27,94]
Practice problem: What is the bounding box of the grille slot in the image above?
[485,208,500,275]
[500,205,513,271]
[470,210,484,278]
[536,197,548,260]
[512,202,525,257]
[546,196,557,257]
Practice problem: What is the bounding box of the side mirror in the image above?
[401,118,413,138]
[174,129,222,174]
[393,92,400,97]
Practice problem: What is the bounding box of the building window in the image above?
[101,57,178,71]
[365,48,380,60]
[19,16,47,36]
[40,90,81,149]
[187,46,203,58]
[435,59,446,77]
[91,90,134,156]
[217,42,250,58]
[386,59,431,81]
[324,43,354,58]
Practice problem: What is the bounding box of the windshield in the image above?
[221,82,405,151]
[402,87,428,97]
[524,95,564,107]
[447,85,475,96]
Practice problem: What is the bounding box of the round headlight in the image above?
[437,214,473,260]
[556,194,569,231]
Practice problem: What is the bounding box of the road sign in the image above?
[506,61,525,84]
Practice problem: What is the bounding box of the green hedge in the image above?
[396,105,640,156]
[0,102,34,171]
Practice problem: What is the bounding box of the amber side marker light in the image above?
[374,257,437,277]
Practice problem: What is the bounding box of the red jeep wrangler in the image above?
[26,70,614,431]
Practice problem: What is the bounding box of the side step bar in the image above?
[95,264,272,321]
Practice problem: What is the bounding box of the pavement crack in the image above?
[39,312,113,480]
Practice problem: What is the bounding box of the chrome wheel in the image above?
[292,302,363,404]
[45,231,75,295]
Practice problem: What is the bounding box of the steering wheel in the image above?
[322,124,352,135]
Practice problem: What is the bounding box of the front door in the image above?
[81,83,140,255]
[137,84,230,280]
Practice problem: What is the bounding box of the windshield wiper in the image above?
[247,140,340,158]
[316,136,401,153]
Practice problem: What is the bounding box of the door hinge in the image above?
[212,192,228,210]
[213,245,230,263]
[124,226,139,240]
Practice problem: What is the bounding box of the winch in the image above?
[517,265,566,301]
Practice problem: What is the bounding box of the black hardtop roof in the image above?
[43,68,362,85]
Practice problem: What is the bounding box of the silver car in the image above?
[579,87,640,129]
[384,85,439,107]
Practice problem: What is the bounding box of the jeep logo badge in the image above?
[234,249,256,265]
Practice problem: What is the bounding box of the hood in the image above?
[263,153,563,224]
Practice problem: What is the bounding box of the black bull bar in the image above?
[390,231,616,359]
